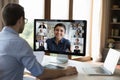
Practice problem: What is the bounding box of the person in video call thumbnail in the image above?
[37,28,45,36]
[0,3,77,80]
[38,22,47,37]
[46,23,72,55]
[74,46,80,54]
[74,38,81,45]
[36,35,45,51]
[38,22,46,29]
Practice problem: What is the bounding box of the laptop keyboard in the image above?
[94,67,107,73]
[83,67,107,74]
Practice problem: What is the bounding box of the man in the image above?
[0,3,77,80]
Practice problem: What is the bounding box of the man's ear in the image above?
[17,17,23,24]
[15,17,23,28]
[19,17,23,23]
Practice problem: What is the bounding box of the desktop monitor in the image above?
[34,19,87,56]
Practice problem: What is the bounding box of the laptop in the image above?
[83,48,120,75]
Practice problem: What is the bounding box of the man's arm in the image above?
[36,66,77,80]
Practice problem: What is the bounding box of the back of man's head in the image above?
[2,3,25,26]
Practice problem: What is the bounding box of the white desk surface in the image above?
[24,55,120,80]
[41,55,120,80]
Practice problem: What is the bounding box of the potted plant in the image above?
[113,17,118,23]
[107,38,115,48]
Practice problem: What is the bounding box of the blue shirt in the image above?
[0,27,44,80]
[46,37,71,52]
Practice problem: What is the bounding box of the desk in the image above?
[42,55,120,80]
[24,55,120,80]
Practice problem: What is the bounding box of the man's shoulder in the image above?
[8,36,28,45]
[18,37,29,45]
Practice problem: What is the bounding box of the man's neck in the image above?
[9,25,19,33]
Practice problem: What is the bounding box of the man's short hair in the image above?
[2,3,25,26]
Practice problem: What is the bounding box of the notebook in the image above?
[44,64,65,69]
[83,48,120,76]
[24,51,45,73]
[33,51,45,63]
[33,52,65,69]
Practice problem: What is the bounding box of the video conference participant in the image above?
[74,46,81,55]
[38,22,46,29]
[0,3,77,80]
[46,23,72,60]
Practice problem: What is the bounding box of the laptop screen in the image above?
[103,48,120,73]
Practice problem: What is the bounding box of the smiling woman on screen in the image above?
[46,23,72,60]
